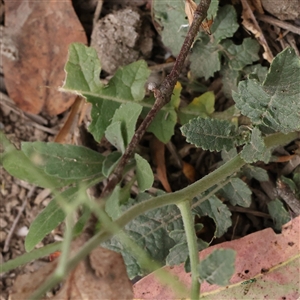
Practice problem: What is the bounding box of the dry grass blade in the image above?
[240,0,273,62]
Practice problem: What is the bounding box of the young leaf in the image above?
[110,102,143,149]
[267,198,290,231]
[233,47,300,133]
[221,178,252,207]
[198,248,236,286]
[240,127,271,163]
[105,184,131,221]
[72,205,91,237]
[135,153,154,192]
[21,142,104,180]
[181,117,238,151]
[105,121,125,153]
[102,152,122,178]
[193,195,232,238]
[221,38,260,71]
[178,91,215,124]
[243,64,268,83]
[61,43,150,142]
[25,186,80,252]
[145,82,181,143]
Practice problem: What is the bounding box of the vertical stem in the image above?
[177,200,200,300]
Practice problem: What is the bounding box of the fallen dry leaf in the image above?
[133,216,300,299]
[150,137,172,192]
[240,0,273,63]
[247,0,264,14]
[10,260,58,299]
[10,235,133,299]
[53,247,133,299]
[3,0,87,115]
[182,161,196,183]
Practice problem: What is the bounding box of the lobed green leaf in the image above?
[267,198,290,231]
[193,195,232,237]
[233,48,300,133]
[181,117,238,151]
[198,248,236,286]
[240,127,271,163]
[61,43,150,142]
[221,178,252,207]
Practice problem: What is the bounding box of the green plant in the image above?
[1,0,300,299]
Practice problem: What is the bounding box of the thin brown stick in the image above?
[100,0,212,198]
[256,14,300,35]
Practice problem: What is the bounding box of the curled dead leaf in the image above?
[3,0,87,115]
[240,0,273,62]
[150,137,172,192]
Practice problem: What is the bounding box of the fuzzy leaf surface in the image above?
[221,178,252,207]
[190,37,221,79]
[267,198,290,231]
[221,38,260,70]
[181,117,238,151]
[210,5,239,43]
[198,248,236,286]
[166,230,208,266]
[22,142,104,180]
[102,195,183,279]
[193,195,232,237]
[61,43,150,141]
[240,127,271,163]
[233,48,300,133]
[243,165,269,182]
[220,66,240,98]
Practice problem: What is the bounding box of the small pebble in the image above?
[17,226,29,237]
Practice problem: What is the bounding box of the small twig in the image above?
[276,179,300,216]
[286,33,300,56]
[54,96,84,143]
[101,0,212,198]
[93,0,104,28]
[228,205,271,219]
[231,214,240,240]
[256,14,300,35]
[3,187,36,252]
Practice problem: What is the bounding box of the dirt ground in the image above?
[1,0,299,298]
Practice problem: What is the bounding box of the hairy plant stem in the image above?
[177,200,200,299]
[101,0,212,198]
